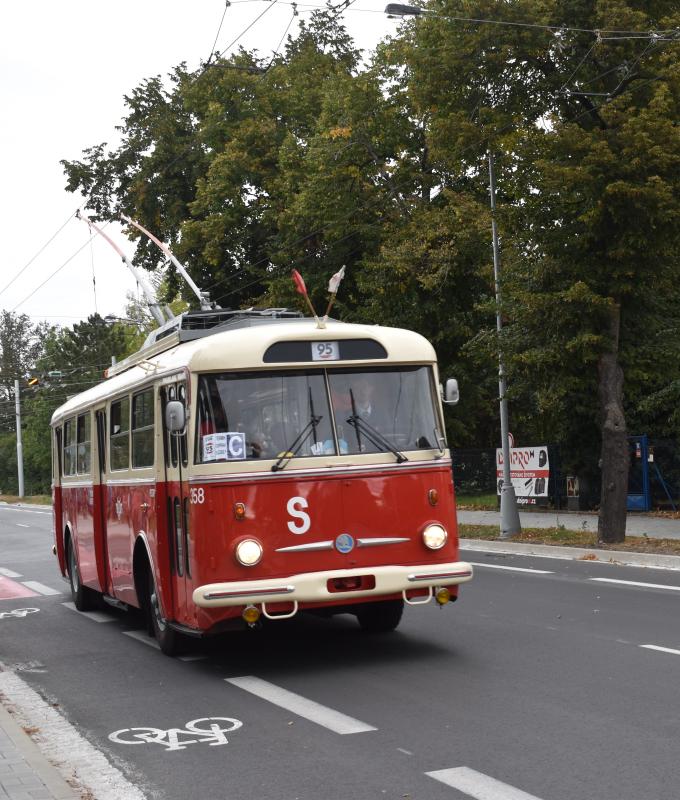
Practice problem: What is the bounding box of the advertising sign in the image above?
[496,445,550,505]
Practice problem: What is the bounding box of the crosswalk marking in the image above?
[226,676,377,735]
[61,602,116,622]
[0,568,22,578]
[21,581,61,596]
[426,767,545,800]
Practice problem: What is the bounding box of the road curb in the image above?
[459,538,680,571]
[0,690,80,800]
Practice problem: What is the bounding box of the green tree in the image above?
[395,0,680,541]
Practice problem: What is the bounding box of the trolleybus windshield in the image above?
[195,365,441,464]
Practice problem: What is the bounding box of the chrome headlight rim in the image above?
[422,523,448,551]
[235,538,263,567]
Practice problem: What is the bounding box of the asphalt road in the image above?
[2,503,680,800]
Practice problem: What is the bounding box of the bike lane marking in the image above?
[426,766,545,800]
[225,676,377,735]
[0,576,39,599]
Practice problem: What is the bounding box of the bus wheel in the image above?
[355,599,404,633]
[66,539,98,612]
[148,577,183,656]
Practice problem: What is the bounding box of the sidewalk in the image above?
[457,508,680,540]
[0,699,79,800]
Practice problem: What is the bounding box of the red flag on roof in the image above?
[291,269,307,295]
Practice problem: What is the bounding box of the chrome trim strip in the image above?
[275,541,335,553]
[104,477,157,486]
[189,459,451,485]
[408,570,473,582]
[203,585,295,600]
[357,537,410,547]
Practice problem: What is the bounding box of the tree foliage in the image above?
[56,3,680,539]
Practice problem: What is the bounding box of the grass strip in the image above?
[460,524,680,556]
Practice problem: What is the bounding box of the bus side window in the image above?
[178,382,188,468]
[110,397,130,471]
[55,427,63,479]
[167,385,178,468]
[132,389,154,469]
[76,412,91,475]
[63,418,76,476]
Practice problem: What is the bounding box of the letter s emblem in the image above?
[286,496,310,535]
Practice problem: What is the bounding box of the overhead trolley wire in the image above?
[0,208,78,300]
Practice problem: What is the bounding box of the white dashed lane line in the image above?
[16,523,30,528]
[469,563,554,575]
[589,577,680,592]
[20,581,61,596]
[226,676,377,735]
[62,602,117,622]
[0,568,22,578]
[426,766,545,800]
[640,644,680,656]
[122,630,160,649]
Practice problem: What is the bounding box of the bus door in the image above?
[160,381,191,622]
[94,408,110,594]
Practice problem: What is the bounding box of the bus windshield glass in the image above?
[328,366,439,456]
[195,365,441,463]
[196,370,334,463]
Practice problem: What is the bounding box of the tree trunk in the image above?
[597,304,629,544]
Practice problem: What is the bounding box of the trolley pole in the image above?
[14,379,25,498]
[488,152,521,538]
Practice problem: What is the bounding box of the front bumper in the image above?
[193,561,473,608]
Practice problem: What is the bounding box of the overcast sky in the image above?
[0,1,395,330]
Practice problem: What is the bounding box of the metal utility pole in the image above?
[488,152,521,538]
[14,379,24,498]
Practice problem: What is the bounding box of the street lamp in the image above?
[384,6,521,538]
[384,3,425,17]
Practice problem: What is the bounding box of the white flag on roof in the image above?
[328,265,346,294]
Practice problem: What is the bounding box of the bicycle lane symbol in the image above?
[109,717,243,752]
[0,608,39,620]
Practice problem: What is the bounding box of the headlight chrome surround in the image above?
[235,538,263,567]
[422,523,448,551]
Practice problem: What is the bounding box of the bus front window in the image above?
[328,367,440,456]
[196,371,335,463]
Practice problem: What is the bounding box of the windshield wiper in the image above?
[346,414,409,463]
[271,414,323,472]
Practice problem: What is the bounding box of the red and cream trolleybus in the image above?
[51,308,472,655]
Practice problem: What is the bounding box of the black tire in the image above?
[66,538,98,612]
[356,599,404,633]
[148,574,183,656]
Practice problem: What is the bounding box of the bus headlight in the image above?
[422,524,447,550]
[235,539,263,566]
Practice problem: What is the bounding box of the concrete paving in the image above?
[458,508,680,539]
[0,694,79,800]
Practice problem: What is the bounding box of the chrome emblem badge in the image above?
[335,533,355,554]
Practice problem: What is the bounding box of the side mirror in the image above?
[443,378,459,406]
[165,400,186,432]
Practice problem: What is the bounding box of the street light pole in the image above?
[14,379,25,499]
[488,152,521,538]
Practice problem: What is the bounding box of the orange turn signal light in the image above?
[428,489,439,506]
[234,502,246,520]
